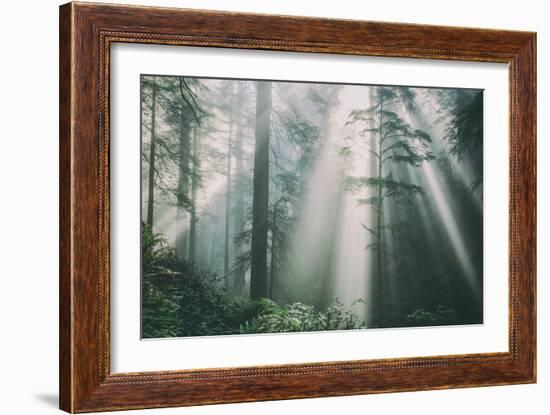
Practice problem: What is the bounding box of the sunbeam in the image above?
[332,192,369,318]
[288,138,344,306]
[421,161,480,298]
[400,99,482,300]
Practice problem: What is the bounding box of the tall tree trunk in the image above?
[176,111,191,261]
[318,101,339,310]
[224,86,235,290]
[189,126,199,262]
[269,197,283,300]
[232,83,246,296]
[146,79,157,227]
[269,226,276,300]
[269,196,290,300]
[366,86,379,326]
[250,81,272,299]
[374,94,385,327]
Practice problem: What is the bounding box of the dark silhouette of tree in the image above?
[231,82,250,295]
[223,84,236,288]
[250,82,272,299]
[189,125,200,261]
[144,77,158,227]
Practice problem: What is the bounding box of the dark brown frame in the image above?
[59,2,536,412]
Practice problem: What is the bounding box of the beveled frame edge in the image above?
[59,2,536,413]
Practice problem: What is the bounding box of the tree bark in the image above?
[224,85,235,290]
[176,110,191,261]
[232,83,247,296]
[269,226,276,300]
[250,81,272,299]
[269,196,288,300]
[189,126,199,262]
[373,93,385,327]
[146,79,157,228]
[366,86,378,326]
[269,198,281,300]
[318,99,338,310]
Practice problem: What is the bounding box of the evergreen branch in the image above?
[179,78,202,125]
[368,149,380,159]
[356,196,382,206]
[181,78,204,114]
[361,223,378,237]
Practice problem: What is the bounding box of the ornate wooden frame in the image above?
[59,2,536,412]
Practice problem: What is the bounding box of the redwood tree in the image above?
[250,81,272,299]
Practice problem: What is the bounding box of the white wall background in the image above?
[0,1,546,414]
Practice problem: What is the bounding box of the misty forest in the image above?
[140,75,483,338]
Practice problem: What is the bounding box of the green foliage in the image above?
[344,173,423,197]
[142,225,236,338]
[239,298,366,334]
[436,89,483,192]
[142,226,367,338]
[141,224,179,273]
[438,90,483,158]
[342,86,434,226]
[406,305,458,326]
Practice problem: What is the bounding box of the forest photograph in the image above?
[140,74,484,339]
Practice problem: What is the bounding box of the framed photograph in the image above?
[59,2,536,412]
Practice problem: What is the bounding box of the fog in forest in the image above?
[140,75,483,338]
